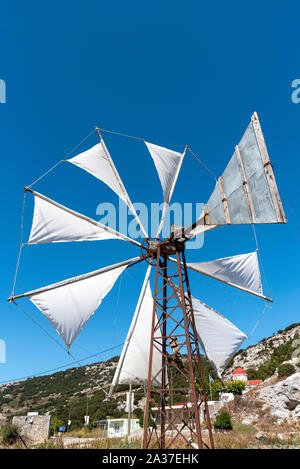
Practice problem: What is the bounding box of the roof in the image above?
[233,368,246,375]
[247,380,262,386]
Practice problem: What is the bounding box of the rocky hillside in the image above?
[226,373,300,435]
[224,323,300,380]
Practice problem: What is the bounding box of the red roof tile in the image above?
[247,380,262,386]
[233,368,246,375]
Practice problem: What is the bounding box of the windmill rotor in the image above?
[8,112,286,449]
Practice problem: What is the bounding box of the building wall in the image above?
[107,419,140,438]
[232,374,248,382]
[12,415,51,444]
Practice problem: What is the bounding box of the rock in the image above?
[241,415,258,425]
[242,418,252,425]
[257,373,300,422]
[269,408,289,421]
[255,432,267,440]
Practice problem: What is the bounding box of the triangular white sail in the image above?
[191,296,247,378]
[68,139,148,238]
[145,142,185,204]
[27,191,139,246]
[112,267,163,387]
[182,112,286,236]
[145,142,186,237]
[67,142,127,203]
[187,251,263,297]
[23,263,128,349]
[169,252,271,301]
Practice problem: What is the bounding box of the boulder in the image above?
[258,373,300,422]
[255,431,267,440]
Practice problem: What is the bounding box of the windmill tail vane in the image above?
[8,112,286,449]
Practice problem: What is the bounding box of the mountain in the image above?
[0,322,299,430]
[0,356,127,429]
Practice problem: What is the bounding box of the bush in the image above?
[133,407,143,428]
[226,380,246,395]
[0,423,20,445]
[213,411,232,431]
[246,368,260,380]
[277,363,296,378]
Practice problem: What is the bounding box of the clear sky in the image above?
[0,1,299,384]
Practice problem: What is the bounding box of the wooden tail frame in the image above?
[142,244,215,449]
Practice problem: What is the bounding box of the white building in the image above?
[106,418,140,438]
[232,367,262,389]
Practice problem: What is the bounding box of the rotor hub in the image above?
[141,237,185,264]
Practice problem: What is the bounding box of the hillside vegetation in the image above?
[0,323,299,430]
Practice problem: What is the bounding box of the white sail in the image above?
[145,142,185,204]
[24,263,128,348]
[68,138,148,238]
[145,142,186,237]
[67,142,127,203]
[191,296,247,378]
[187,251,263,297]
[27,191,139,246]
[112,267,163,386]
[169,252,271,301]
[182,112,286,235]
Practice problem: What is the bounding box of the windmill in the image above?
[8,112,286,449]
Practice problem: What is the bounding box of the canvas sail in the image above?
[169,251,271,301]
[190,296,247,378]
[68,138,148,238]
[27,191,139,246]
[186,251,263,297]
[10,259,140,348]
[145,142,185,204]
[145,142,186,237]
[67,142,127,203]
[112,266,163,387]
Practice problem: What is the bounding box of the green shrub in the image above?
[246,368,260,380]
[0,423,20,445]
[213,411,232,431]
[226,380,246,395]
[208,380,224,400]
[277,363,296,378]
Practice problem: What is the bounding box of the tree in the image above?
[277,363,296,378]
[50,418,65,435]
[133,408,144,428]
[0,424,20,445]
[226,380,246,395]
[246,368,259,380]
[209,380,224,400]
[213,411,232,430]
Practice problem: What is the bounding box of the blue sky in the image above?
[0,1,299,384]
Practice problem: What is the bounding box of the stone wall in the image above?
[12,415,51,444]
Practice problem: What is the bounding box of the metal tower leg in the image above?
[142,243,214,449]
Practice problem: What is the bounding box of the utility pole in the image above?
[127,384,132,436]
